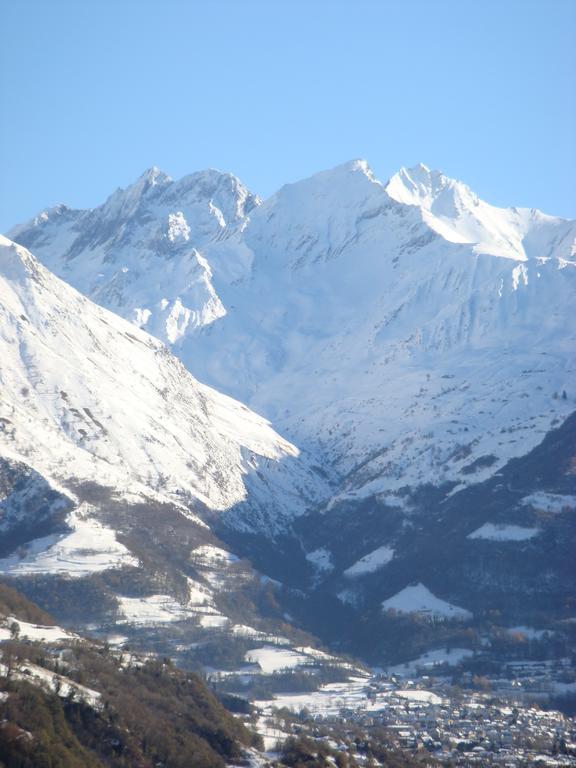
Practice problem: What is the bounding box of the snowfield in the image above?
[382,583,472,621]
[344,545,394,577]
[245,646,309,673]
[0,503,138,577]
[0,658,100,708]
[305,547,334,573]
[387,647,475,677]
[117,594,195,625]
[467,523,540,541]
[395,689,443,705]
[0,618,76,643]
[190,544,239,566]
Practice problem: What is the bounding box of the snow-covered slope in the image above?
[0,235,325,536]
[8,168,258,347]
[8,162,576,509]
[386,163,576,262]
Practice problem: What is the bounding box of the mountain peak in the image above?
[99,166,172,220]
[385,163,452,207]
[384,164,575,261]
[139,165,171,185]
[126,165,172,198]
[171,167,260,215]
[320,158,379,184]
[342,158,374,175]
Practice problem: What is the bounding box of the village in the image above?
[254,675,576,766]
[238,644,576,766]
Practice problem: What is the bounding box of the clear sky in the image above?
[1,0,574,232]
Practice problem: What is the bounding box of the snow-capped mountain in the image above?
[0,234,325,538]
[3,161,575,669]
[0,234,333,664]
[8,168,258,346]
[10,161,575,512]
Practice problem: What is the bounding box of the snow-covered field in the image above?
[305,548,334,573]
[254,676,370,718]
[245,646,309,673]
[382,583,472,621]
[112,569,234,629]
[395,689,443,705]
[387,647,475,677]
[0,617,76,643]
[0,504,138,578]
[117,595,195,625]
[344,545,394,577]
[467,523,540,542]
[197,614,229,628]
[254,674,445,722]
[190,544,239,566]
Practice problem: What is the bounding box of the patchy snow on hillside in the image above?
[468,523,540,541]
[521,492,576,514]
[245,646,309,673]
[190,544,239,566]
[117,594,194,625]
[387,647,474,677]
[186,577,215,607]
[197,614,229,628]
[19,662,101,708]
[344,545,394,577]
[254,675,371,719]
[0,618,76,643]
[395,689,443,705]
[305,547,334,572]
[382,583,472,621]
[0,656,100,708]
[0,504,138,578]
[230,624,291,645]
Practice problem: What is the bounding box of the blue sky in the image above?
[1,0,574,231]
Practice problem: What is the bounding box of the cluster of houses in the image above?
[359,681,576,765]
[253,662,576,766]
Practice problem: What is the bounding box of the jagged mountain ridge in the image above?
[8,167,258,345]
[10,160,576,512]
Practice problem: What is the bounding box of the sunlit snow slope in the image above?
[0,235,325,533]
[9,162,576,509]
